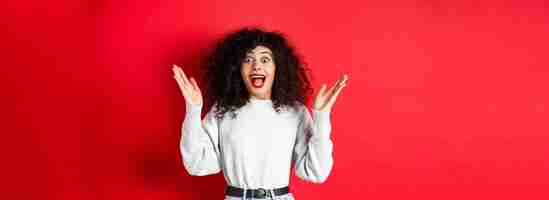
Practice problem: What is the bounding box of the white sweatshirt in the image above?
[179,96,334,189]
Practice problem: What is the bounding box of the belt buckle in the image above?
[256,188,267,198]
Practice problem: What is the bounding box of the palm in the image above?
[172,64,203,105]
[313,74,348,112]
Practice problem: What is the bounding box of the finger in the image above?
[172,66,181,80]
[179,68,192,87]
[190,77,201,94]
[172,68,184,85]
[326,82,347,108]
[340,74,349,85]
[172,64,183,79]
[325,79,340,97]
[329,74,348,94]
[176,70,194,93]
[172,64,182,72]
[335,73,347,87]
[175,65,192,87]
[316,84,327,98]
[174,74,191,96]
[329,74,346,91]
[172,66,182,80]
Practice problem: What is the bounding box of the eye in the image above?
[261,57,271,63]
[243,57,253,63]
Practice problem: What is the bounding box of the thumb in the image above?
[316,84,327,99]
[190,77,200,93]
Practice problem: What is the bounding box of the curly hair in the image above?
[200,27,314,119]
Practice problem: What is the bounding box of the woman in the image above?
[172,27,348,200]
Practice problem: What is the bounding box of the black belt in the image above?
[225,185,289,199]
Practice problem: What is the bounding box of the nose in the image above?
[252,61,262,71]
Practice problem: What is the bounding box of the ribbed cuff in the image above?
[185,102,203,120]
[312,108,331,121]
[312,108,332,140]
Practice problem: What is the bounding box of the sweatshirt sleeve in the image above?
[179,102,221,176]
[292,105,334,183]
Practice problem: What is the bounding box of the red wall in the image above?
[4,0,549,199]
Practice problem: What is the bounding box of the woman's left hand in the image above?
[313,74,349,112]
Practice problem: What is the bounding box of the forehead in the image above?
[247,45,273,55]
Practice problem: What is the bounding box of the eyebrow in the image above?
[259,51,272,56]
[247,51,273,56]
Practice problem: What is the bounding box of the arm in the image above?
[292,106,334,183]
[179,103,221,176]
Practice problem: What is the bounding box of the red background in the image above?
[4,0,549,199]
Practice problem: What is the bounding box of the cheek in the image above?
[240,67,248,80]
[268,64,276,78]
[241,63,251,72]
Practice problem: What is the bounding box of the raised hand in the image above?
[172,64,203,106]
[313,74,348,112]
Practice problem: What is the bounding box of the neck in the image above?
[250,93,271,100]
[251,96,270,100]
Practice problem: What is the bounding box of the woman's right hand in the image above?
[172,64,203,106]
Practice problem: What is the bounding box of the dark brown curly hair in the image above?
[201,26,314,119]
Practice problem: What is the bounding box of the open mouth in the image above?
[250,74,265,88]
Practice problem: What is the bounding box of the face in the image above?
[240,45,276,100]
